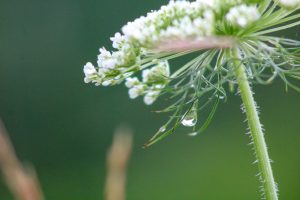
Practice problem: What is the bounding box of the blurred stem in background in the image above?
[232,49,278,200]
[0,120,133,200]
[0,119,44,200]
[105,126,132,200]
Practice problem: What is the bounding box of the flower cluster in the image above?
[122,0,216,45]
[83,2,300,199]
[83,43,138,86]
[125,61,170,105]
[83,0,264,102]
[83,0,300,145]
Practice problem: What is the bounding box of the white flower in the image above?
[102,79,114,86]
[83,62,97,83]
[128,85,145,99]
[142,69,151,83]
[125,77,140,88]
[142,61,170,83]
[85,0,265,89]
[110,32,126,49]
[83,62,96,76]
[144,90,160,105]
[196,0,216,8]
[102,58,117,69]
[121,0,218,46]
[99,47,111,58]
[226,4,260,28]
[84,77,91,83]
[279,0,300,9]
[122,19,147,42]
[97,48,112,67]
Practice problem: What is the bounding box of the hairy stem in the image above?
[232,49,278,200]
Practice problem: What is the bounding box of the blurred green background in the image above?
[0,1,299,199]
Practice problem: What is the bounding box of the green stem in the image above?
[232,49,278,200]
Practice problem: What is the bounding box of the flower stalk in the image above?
[232,48,278,200]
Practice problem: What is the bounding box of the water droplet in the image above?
[182,118,197,127]
[181,101,198,127]
[159,126,166,132]
[188,132,198,137]
[216,94,225,99]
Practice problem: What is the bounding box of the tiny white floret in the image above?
[144,90,160,105]
[226,5,260,28]
[83,62,96,76]
[125,77,140,88]
[128,85,144,99]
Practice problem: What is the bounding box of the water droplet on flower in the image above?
[182,118,197,127]
[216,94,225,99]
[188,132,198,137]
[159,126,166,132]
[181,101,198,127]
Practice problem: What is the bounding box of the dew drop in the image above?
[159,126,166,132]
[188,132,198,137]
[182,118,197,127]
[181,101,198,127]
[216,94,225,99]
[219,95,225,99]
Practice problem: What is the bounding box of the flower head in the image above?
[83,0,300,146]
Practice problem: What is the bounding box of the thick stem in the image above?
[232,49,278,200]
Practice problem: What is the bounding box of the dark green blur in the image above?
[0,1,299,199]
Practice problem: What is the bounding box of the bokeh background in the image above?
[0,0,299,199]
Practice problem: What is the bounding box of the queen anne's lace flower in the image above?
[84,0,237,90]
[83,0,300,143]
[84,0,295,107]
[83,1,300,197]
[83,0,264,92]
